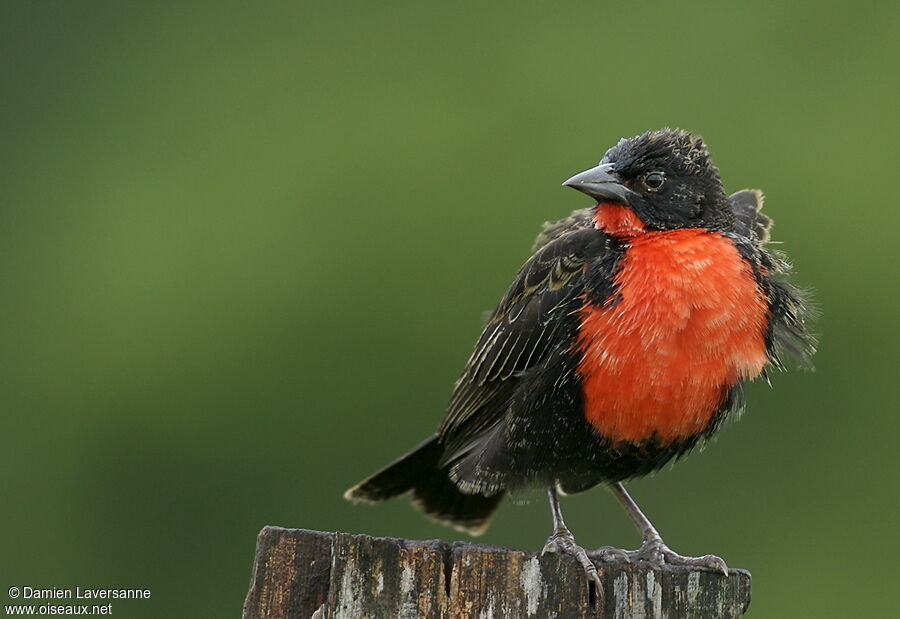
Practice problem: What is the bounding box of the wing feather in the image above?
[729,189,771,242]
[438,224,609,461]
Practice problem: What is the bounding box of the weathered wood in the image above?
[243,526,751,619]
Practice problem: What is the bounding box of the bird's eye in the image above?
[644,172,665,190]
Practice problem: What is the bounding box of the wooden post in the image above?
[243,526,751,619]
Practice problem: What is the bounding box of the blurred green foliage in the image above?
[2,1,898,617]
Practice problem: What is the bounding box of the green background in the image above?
[3,1,898,617]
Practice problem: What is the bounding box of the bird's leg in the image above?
[541,486,603,589]
[591,482,729,574]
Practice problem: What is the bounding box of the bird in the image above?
[344,128,814,588]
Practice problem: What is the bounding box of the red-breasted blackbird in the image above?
[345,129,814,586]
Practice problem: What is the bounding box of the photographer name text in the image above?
[16,588,150,600]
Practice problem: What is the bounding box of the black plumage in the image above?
[345,129,815,582]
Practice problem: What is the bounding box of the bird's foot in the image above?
[590,537,728,575]
[542,527,603,589]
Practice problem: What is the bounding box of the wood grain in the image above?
[243,527,751,619]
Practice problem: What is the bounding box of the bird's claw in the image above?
[542,529,603,590]
[590,538,728,575]
[591,545,633,563]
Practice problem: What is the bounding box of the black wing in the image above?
[531,206,595,252]
[726,189,816,371]
[729,189,772,242]
[438,225,609,463]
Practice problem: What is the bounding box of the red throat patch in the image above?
[593,203,646,238]
[576,228,769,444]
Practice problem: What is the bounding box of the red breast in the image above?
[576,206,769,444]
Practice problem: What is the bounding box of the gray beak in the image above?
[562,163,636,204]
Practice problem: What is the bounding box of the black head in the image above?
[563,129,733,232]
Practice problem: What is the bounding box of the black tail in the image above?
[344,434,505,536]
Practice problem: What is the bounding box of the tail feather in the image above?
[344,434,505,536]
